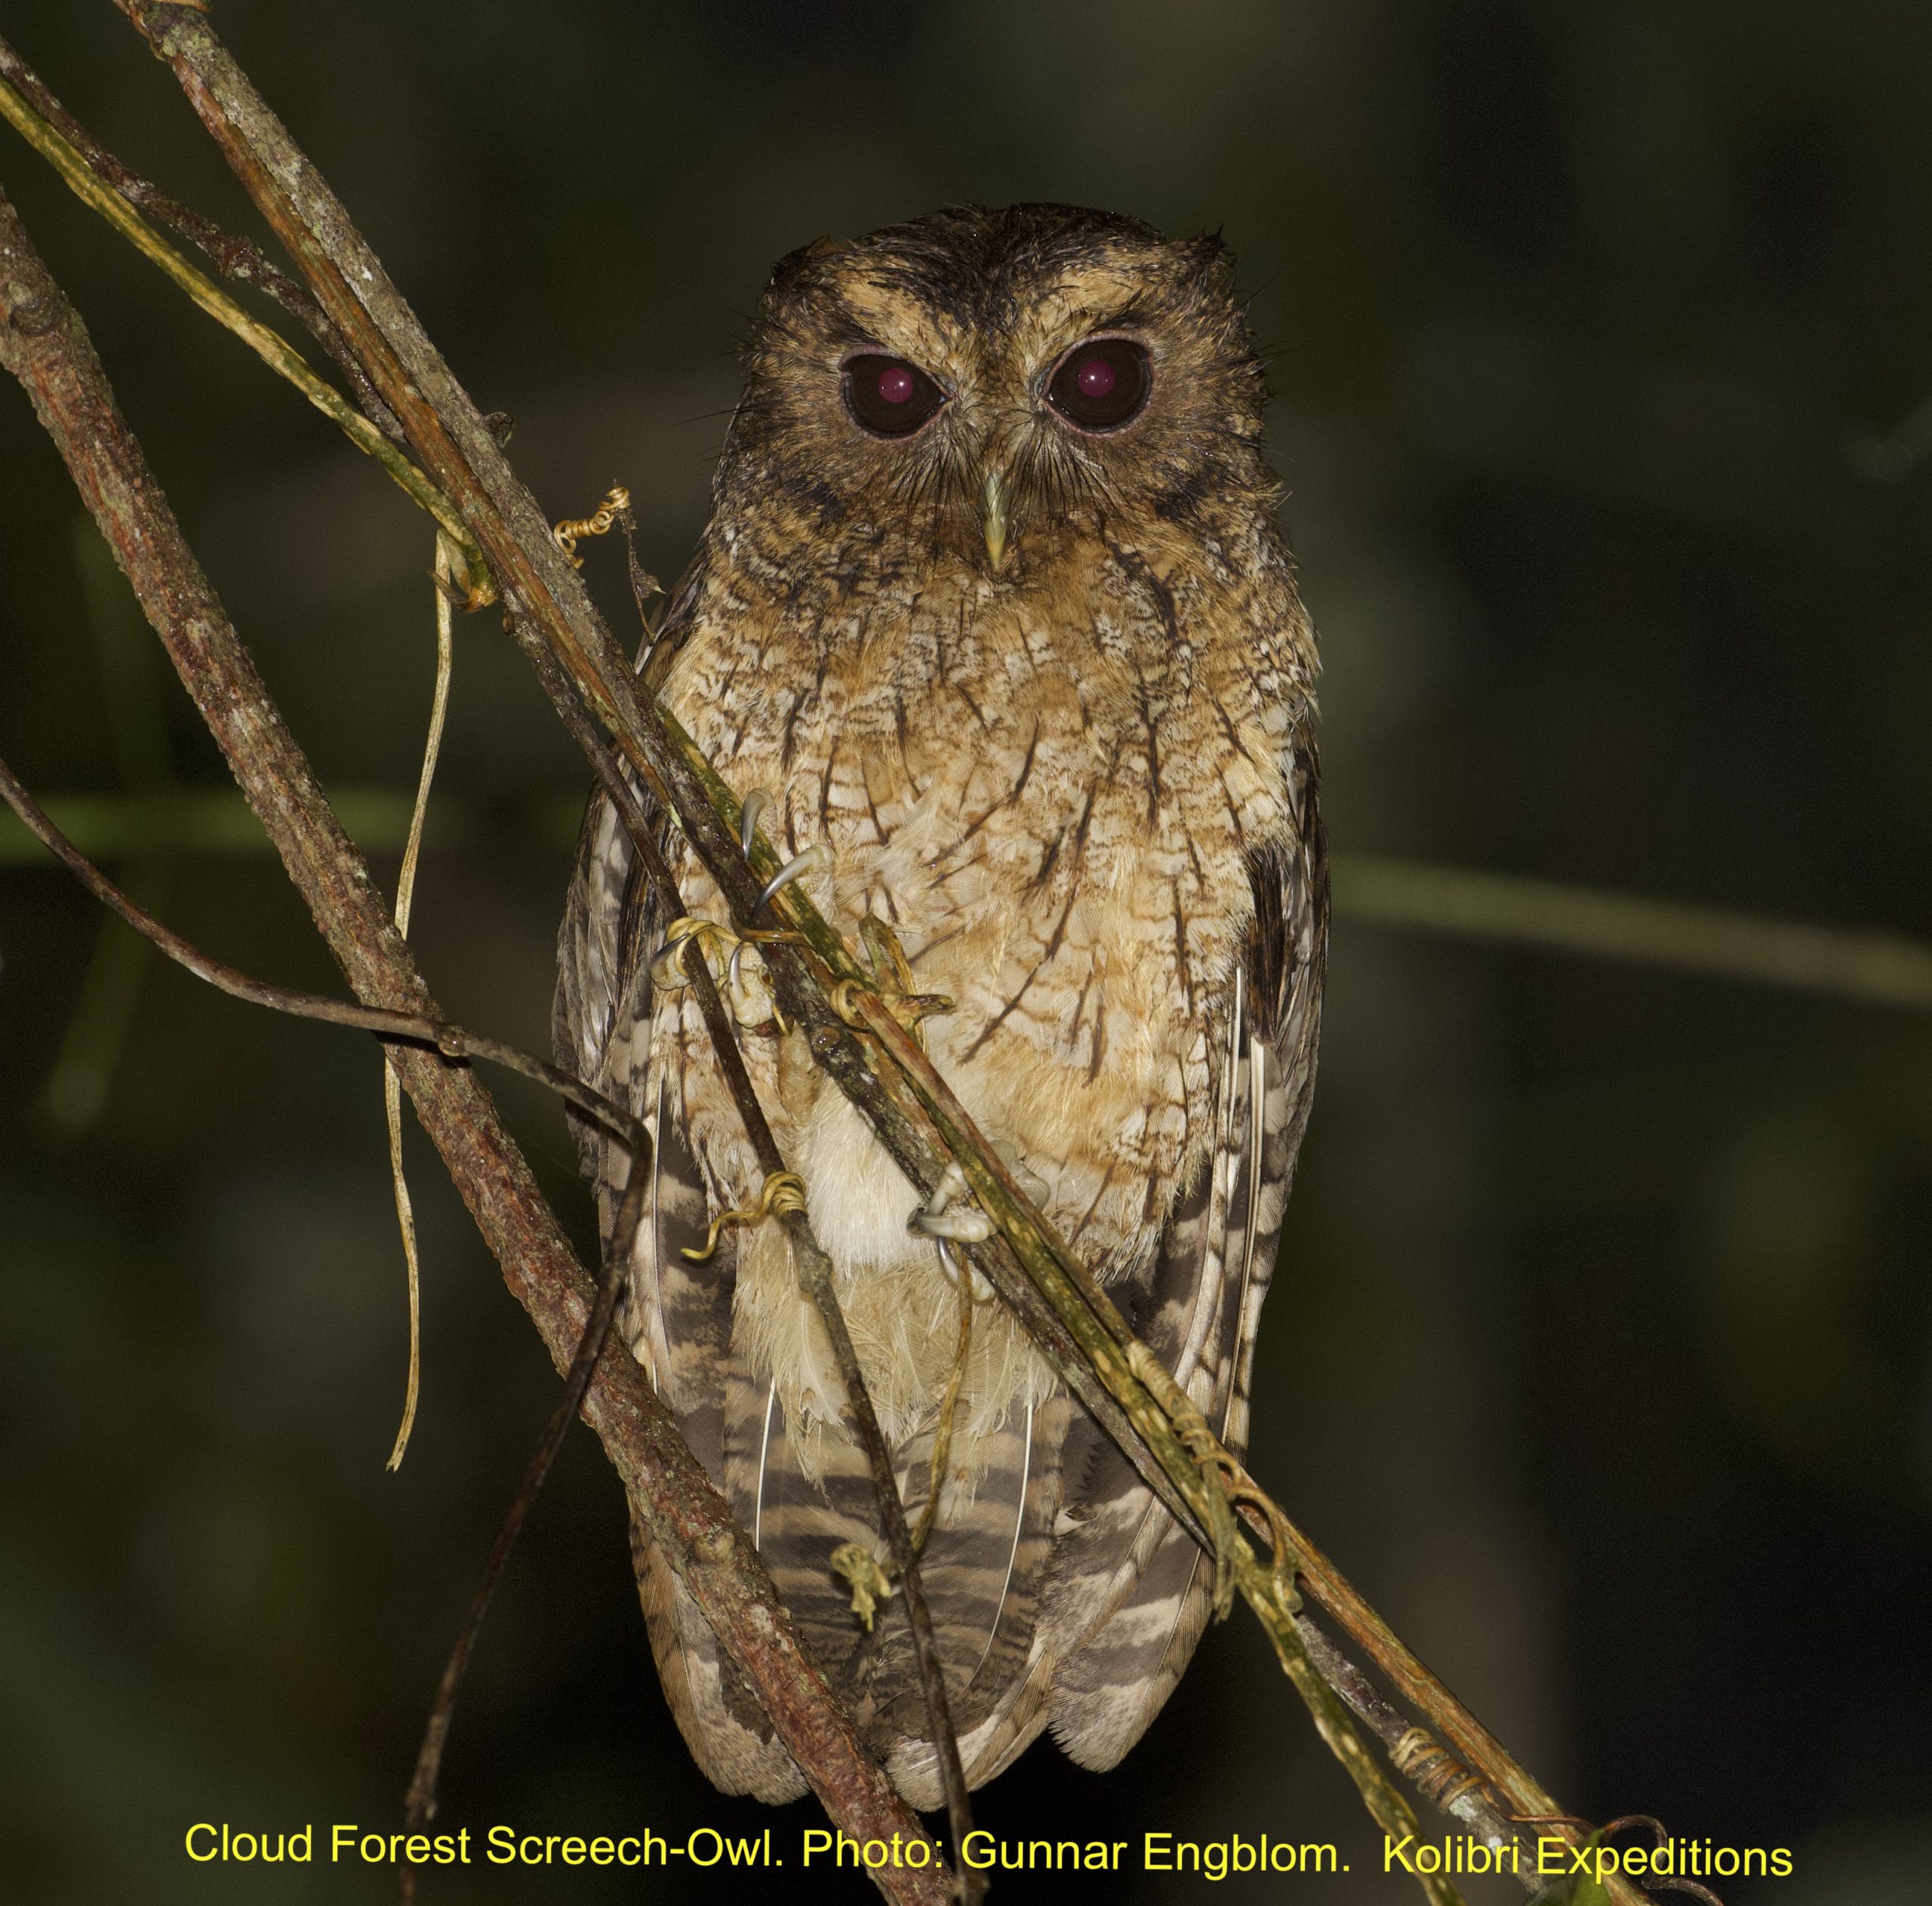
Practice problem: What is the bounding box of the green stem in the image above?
[1337,854,1932,1013]
[16,785,1930,1017]
[0,66,488,592]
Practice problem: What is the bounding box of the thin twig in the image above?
[383,536,459,1471]
[0,40,488,592]
[721,1065,981,1894]
[0,749,647,1157]
[0,30,405,442]
[0,183,946,1904]
[401,1153,649,1853]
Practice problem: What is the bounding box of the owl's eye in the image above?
[1048,338,1152,432]
[842,354,946,438]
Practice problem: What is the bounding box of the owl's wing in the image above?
[1030,724,1327,1772]
[556,782,812,1802]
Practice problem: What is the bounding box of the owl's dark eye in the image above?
[842,354,946,437]
[1048,338,1152,432]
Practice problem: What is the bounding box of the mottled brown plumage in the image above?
[555,203,1324,1805]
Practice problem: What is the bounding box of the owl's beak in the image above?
[980,467,1011,570]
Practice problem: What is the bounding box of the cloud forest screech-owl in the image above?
[555,202,1325,1806]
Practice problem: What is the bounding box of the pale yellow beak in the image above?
[980,467,1011,570]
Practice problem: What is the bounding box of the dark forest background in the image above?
[2,3,1929,1901]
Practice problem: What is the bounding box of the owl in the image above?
[555,203,1324,1807]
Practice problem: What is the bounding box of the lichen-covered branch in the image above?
[0,28,403,439]
[0,32,486,587]
[0,178,946,1906]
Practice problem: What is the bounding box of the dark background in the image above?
[2,3,1928,1901]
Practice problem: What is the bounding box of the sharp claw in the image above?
[650,922,709,989]
[726,936,755,1022]
[756,842,829,911]
[912,1206,995,1242]
[910,1161,995,1242]
[924,1161,970,1216]
[934,1237,995,1303]
[724,934,781,1027]
[739,788,769,857]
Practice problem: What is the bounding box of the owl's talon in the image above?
[648,915,731,990]
[912,1205,995,1243]
[911,1160,997,1247]
[738,788,770,857]
[829,1541,896,1633]
[756,842,829,911]
[914,1161,970,1219]
[933,1237,995,1304]
[725,936,768,1027]
[649,915,795,1031]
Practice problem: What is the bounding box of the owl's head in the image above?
[715,204,1275,577]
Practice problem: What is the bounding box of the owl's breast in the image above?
[666,567,1294,1283]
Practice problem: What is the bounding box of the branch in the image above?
[1335,856,1932,1013]
[0,178,946,1906]
[0,29,404,441]
[0,31,488,594]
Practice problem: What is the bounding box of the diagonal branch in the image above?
[0,31,487,591]
[0,177,946,1906]
[0,28,404,442]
